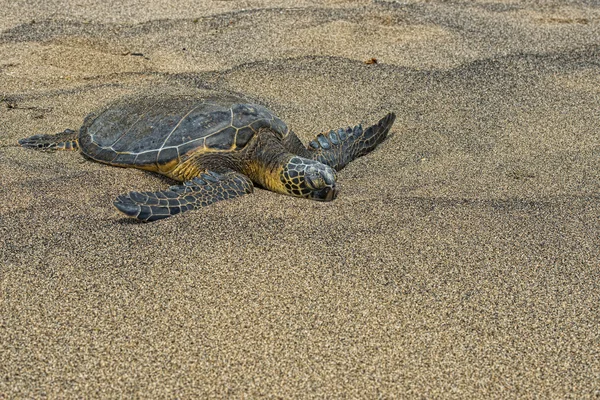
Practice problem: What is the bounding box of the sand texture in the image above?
[1,0,600,398]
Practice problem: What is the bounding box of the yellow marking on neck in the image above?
[168,156,204,182]
[157,158,180,175]
[244,160,287,194]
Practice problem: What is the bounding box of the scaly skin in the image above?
[306,113,396,171]
[241,130,337,201]
[114,171,254,222]
[18,129,80,151]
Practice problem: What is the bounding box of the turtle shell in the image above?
[78,94,289,172]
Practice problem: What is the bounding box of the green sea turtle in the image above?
[19,93,395,221]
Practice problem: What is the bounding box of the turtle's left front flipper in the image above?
[114,171,253,222]
[308,113,396,171]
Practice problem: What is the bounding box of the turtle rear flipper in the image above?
[308,113,396,171]
[114,171,254,222]
[19,129,79,151]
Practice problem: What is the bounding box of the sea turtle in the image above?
[19,92,395,221]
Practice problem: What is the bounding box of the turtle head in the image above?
[280,157,337,201]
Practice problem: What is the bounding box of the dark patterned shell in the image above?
[78,94,289,169]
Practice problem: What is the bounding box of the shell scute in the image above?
[204,126,236,150]
[112,153,135,165]
[157,147,180,165]
[231,104,261,127]
[235,126,256,148]
[93,147,117,163]
[177,138,206,159]
[79,94,282,168]
[134,150,159,165]
[164,109,231,149]
[269,117,288,137]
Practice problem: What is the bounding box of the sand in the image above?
[1,0,599,398]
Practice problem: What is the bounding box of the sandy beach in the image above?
[1,0,599,397]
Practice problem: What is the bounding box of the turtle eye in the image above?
[305,172,325,190]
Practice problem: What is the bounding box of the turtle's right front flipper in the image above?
[114,171,253,222]
[308,113,396,171]
[18,129,79,151]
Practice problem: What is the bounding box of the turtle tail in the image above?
[307,113,396,171]
[18,129,79,151]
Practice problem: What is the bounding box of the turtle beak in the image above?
[313,183,337,201]
[322,168,337,201]
[325,185,337,201]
